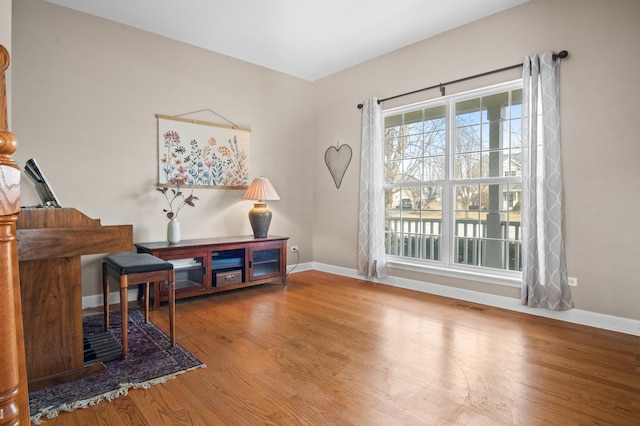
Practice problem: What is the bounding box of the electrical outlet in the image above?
[291,246,299,252]
[568,277,577,287]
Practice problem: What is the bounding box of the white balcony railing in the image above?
[385,216,522,271]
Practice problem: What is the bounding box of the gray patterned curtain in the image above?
[521,52,573,310]
[357,98,388,279]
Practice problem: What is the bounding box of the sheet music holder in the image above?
[24,158,62,207]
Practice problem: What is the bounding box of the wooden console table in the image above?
[135,235,288,309]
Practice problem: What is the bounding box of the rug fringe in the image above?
[121,363,206,390]
[30,364,206,424]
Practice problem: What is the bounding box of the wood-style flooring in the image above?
[43,270,640,425]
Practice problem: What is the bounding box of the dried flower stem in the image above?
[157,184,198,220]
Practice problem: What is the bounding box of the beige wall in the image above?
[0,0,9,46]
[12,0,315,297]
[312,0,640,320]
[11,0,640,321]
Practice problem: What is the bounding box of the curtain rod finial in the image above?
[553,50,568,60]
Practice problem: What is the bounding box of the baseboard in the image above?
[287,262,314,275]
[84,262,316,310]
[305,262,640,337]
[83,290,141,310]
[86,261,640,337]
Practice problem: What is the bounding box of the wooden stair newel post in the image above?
[0,44,30,425]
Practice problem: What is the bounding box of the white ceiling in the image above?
[45,0,529,81]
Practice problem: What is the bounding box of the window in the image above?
[383,81,522,282]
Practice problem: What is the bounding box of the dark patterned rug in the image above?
[29,308,205,424]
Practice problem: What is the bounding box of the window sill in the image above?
[387,257,521,288]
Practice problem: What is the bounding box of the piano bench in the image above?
[102,253,175,358]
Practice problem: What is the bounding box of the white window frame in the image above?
[383,80,523,287]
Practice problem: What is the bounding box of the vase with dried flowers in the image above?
[157,176,198,243]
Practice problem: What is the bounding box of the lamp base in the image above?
[248,202,272,238]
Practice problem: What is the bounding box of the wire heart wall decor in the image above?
[324,142,352,189]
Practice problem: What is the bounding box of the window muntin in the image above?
[384,81,522,278]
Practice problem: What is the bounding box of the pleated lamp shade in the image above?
[242,177,280,238]
[242,177,280,202]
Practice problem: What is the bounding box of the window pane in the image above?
[405,110,424,132]
[385,133,404,163]
[456,125,481,153]
[384,160,401,184]
[424,105,446,120]
[400,188,417,210]
[424,156,445,181]
[455,183,482,269]
[479,183,516,212]
[481,123,491,151]
[454,152,481,179]
[419,184,443,261]
[385,188,398,210]
[455,212,481,237]
[455,237,480,266]
[420,185,442,215]
[425,129,446,156]
[482,91,509,121]
[456,184,479,210]
[504,118,522,149]
[385,114,403,129]
[510,89,523,118]
[483,149,509,178]
[456,98,481,126]
[506,149,522,178]
[405,133,423,158]
[402,158,423,182]
[506,209,522,271]
[425,108,446,151]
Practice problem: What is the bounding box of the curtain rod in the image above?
[357,50,568,109]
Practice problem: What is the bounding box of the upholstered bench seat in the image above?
[103,253,175,358]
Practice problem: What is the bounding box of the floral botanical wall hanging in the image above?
[157,114,250,188]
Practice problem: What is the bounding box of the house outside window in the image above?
[383,81,523,283]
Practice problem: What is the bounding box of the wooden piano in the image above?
[17,207,133,390]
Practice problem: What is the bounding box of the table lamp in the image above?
[242,177,280,238]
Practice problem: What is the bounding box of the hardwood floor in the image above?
[44,270,640,425]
